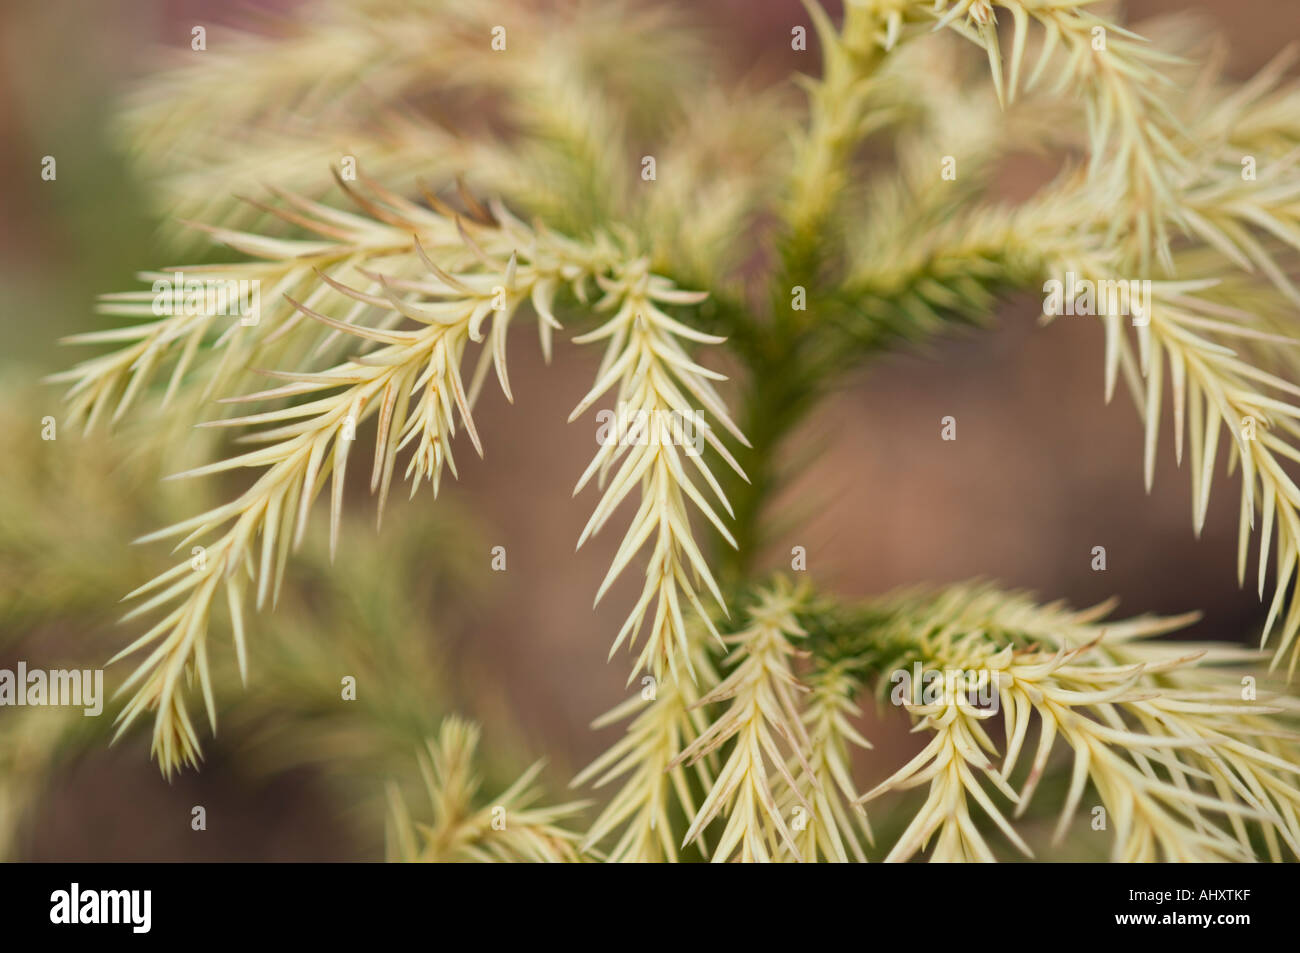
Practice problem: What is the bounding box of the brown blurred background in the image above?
[2,0,1299,859]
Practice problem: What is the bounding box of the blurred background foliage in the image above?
[2,0,1299,859]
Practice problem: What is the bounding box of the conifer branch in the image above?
[387,717,587,863]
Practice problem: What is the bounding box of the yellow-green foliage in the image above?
[28,0,1300,861]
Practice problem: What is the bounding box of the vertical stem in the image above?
[716,3,887,582]
[720,337,823,582]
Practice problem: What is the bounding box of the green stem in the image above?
[721,345,819,581]
[715,6,890,580]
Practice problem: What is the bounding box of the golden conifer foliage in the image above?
[32,0,1300,861]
